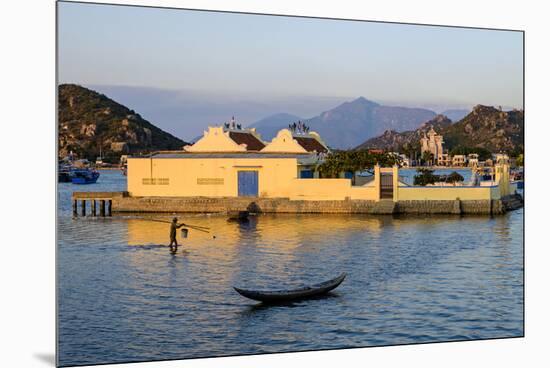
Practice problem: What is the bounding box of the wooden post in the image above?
[100,200,105,217]
[107,200,112,216]
[80,200,86,216]
[91,200,96,216]
[73,200,77,217]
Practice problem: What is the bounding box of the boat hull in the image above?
[234,273,346,303]
[71,171,100,184]
[58,172,72,182]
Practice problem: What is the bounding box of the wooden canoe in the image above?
[234,273,346,303]
[227,210,249,222]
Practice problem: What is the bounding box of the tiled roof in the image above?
[229,131,265,151]
[294,137,328,153]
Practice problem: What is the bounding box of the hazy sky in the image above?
[57,1,523,139]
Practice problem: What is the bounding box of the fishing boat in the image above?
[234,273,346,303]
[71,169,100,184]
[227,210,249,222]
[58,165,73,183]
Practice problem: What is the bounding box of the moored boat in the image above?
[71,169,100,184]
[59,169,73,182]
[234,273,346,303]
[227,210,249,222]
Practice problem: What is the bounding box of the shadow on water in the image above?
[240,292,342,314]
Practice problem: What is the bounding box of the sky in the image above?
[57,1,524,140]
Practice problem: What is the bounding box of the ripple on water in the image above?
[57,170,524,366]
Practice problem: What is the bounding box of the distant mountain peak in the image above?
[348,96,380,107]
[419,114,452,129]
[472,104,498,113]
[353,96,377,104]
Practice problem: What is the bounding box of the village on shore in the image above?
[64,116,524,217]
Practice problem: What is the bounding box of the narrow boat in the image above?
[71,169,100,184]
[234,273,346,303]
[227,210,249,222]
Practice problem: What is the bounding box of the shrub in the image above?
[413,168,439,186]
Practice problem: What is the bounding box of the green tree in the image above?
[421,151,434,166]
[444,171,464,184]
[413,168,439,186]
[318,150,401,178]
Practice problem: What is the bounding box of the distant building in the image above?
[467,153,479,167]
[438,153,451,167]
[420,127,445,164]
[493,153,510,165]
[452,155,466,166]
[368,149,384,154]
[398,154,410,167]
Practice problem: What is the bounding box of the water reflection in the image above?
[57,171,524,366]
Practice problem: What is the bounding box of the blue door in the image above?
[300,170,314,178]
[238,171,259,197]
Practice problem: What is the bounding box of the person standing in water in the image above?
[169,217,186,253]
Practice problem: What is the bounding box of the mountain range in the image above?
[58,84,187,160]
[357,105,524,154]
[356,114,453,152]
[58,84,523,159]
[249,97,437,148]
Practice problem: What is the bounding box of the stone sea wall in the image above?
[110,193,521,215]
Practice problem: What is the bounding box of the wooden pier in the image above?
[71,192,114,217]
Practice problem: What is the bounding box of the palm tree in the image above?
[421,151,434,166]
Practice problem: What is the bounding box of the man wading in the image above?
[169,217,187,253]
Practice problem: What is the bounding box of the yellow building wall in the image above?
[261,129,308,153]
[286,179,378,200]
[128,157,299,198]
[397,186,494,201]
[184,126,248,152]
[128,157,380,200]
[128,158,511,201]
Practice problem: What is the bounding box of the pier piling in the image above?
[80,200,86,217]
[72,192,117,217]
[100,200,106,217]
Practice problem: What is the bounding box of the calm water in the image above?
[57,170,524,366]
